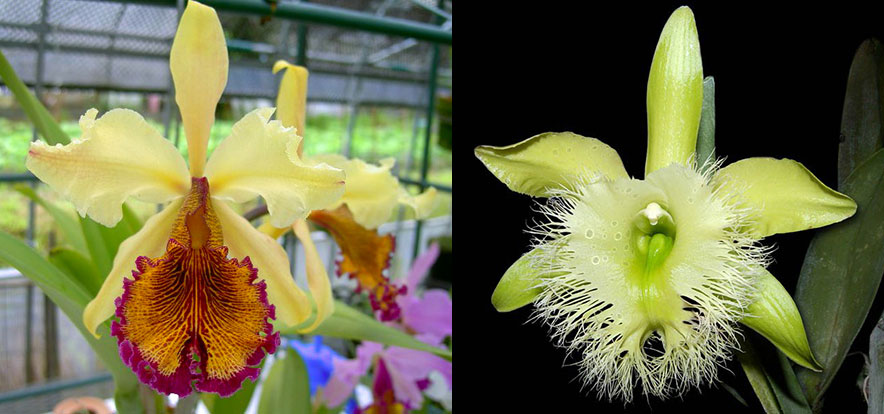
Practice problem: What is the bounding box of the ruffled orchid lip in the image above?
[111,177,279,397]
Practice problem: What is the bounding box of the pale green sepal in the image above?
[715,157,857,238]
[741,268,822,371]
[475,132,628,197]
[645,6,704,176]
[492,247,563,312]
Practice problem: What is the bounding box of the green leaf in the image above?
[871,315,884,414]
[491,247,554,312]
[49,247,103,297]
[0,230,144,412]
[794,149,884,407]
[737,339,783,414]
[645,6,703,175]
[258,348,311,414]
[0,50,70,145]
[738,337,812,414]
[202,362,262,414]
[14,185,88,255]
[696,76,716,165]
[741,268,821,371]
[474,132,628,197]
[291,300,452,360]
[80,203,142,277]
[838,39,884,187]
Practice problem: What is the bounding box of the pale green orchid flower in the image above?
[475,7,856,401]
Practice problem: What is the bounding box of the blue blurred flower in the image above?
[289,336,342,396]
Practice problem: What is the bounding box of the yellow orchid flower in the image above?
[272,60,438,230]
[25,1,344,397]
[475,7,856,401]
[269,60,437,320]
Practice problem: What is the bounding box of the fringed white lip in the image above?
[529,160,771,401]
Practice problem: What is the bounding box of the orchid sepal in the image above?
[645,6,703,175]
[475,131,629,197]
[714,157,857,238]
[741,268,822,371]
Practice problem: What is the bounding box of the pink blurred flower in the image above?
[391,243,452,346]
[322,342,452,410]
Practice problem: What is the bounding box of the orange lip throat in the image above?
[111,177,279,397]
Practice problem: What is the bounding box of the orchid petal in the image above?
[741,268,822,371]
[292,219,333,333]
[475,132,628,197]
[170,0,228,176]
[83,199,182,336]
[205,108,345,228]
[402,290,452,342]
[714,157,856,238]
[26,109,190,227]
[312,154,400,229]
[213,200,311,328]
[405,242,441,293]
[321,358,364,407]
[385,347,452,408]
[645,6,703,175]
[399,186,438,220]
[273,60,308,156]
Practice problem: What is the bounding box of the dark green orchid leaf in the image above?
[696,76,716,165]
[737,339,783,414]
[80,203,142,277]
[15,185,88,255]
[0,230,145,413]
[794,149,884,407]
[0,50,70,145]
[293,300,451,360]
[49,247,103,297]
[258,347,310,414]
[738,336,812,414]
[871,316,884,414]
[838,39,884,187]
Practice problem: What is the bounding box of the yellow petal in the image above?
[714,157,857,238]
[314,155,400,229]
[258,221,288,239]
[83,199,182,337]
[474,132,629,197]
[273,60,308,156]
[399,186,438,219]
[292,219,334,333]
[170,0,228,176]
[213,199,312,328]
[26,109,190,227]
[205,108,345,228]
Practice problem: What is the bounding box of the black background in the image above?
[457,2,884,413]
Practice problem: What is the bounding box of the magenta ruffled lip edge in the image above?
[111,247,280,397]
